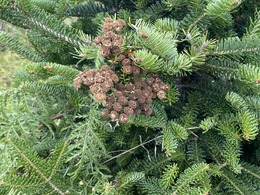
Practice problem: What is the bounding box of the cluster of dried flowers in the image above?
[93,18,126,57]
[74,18,170,123]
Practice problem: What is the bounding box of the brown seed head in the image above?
[140,31,149,38]
[105,18,113,23]
[113,102,123,112]
[134,108,142,115]
[145,108,153,116]
[122,65,132,74]
[103,23,113,32]
[142,104,149,111]
[124,107,134,115]
[129,94,137,100]
[128,100,138,109]
[73,78,82,89]
[116,54,126,62]
[152,83,161,92]
[111,46,121,55]
[102,38,112,47]
[125,83,134,91]
[157,90,166,99]
[90,84,100,94]
[114,90,123,98]
[134,82,142,89]
[100,47,111,57]
[94,92,107,102]
[118,96,128,105]
[137,96,146,104]
[100,65,111,71]
[119,113,128,123]
[116,83,125,91]
[147,77,155,85]
[117,19,126,26]
[111,74,119,83]
[122,58,131,66]
[101,108,109,118]
[132,66,141,75]
[110,110,119,121]
[106,95,115,103]
[105,101,113,109]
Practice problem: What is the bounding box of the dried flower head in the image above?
[128,100,138,109]
[119,113,128,123]
[100,47,111,57]
[125,83,134,91]
[110,110,119,121]
[134,108,141,115]
[118,96,128,105]
[113,102,123,112]
[157,90,166,99]
[94,92,107,102]
[116,83,125,91]
[101,108,109,118]
[102,38,112,47]
[145,108,153,116]
[122,58,131,66]
[122,65,132,74]
[111,74,119,83]
[132,66,141,75]
[124,107,134,115]
[73,78,82,89]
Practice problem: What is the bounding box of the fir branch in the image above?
[0,31,43,62]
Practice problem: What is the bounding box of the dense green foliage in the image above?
[0,0,260,194]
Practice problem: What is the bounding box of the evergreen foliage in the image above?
[0,0,260,194]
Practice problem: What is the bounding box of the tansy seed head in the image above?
[122,65,132,74]
[113,102,123,112]
[128,100,138,109]
[118,96,128,105]
[101,108,109,118]
[94,92,107,102]
[110,110,119,120]
[124,107,133,115]
[157,90,166,99]
[119,113,128,123]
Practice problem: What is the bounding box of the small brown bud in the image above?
[103,23,113,32]
[111,46,121,54]
[107,96,115,103]
[101,108,109,118]
[134,89,143,98]
[105,18,113,23]
[116,83,125,91]
[134,75,142,82]
[145,97,153,104]
[105,101,113,109]
[94,92,107,102]
[152,83,160,92]
[128,100,138,109]
[100,65,111,71]
[102,38,112,47]
[90,84,100,94]
[116,54,126,62]
[132,66,141,75]
[93,36,103,45]
[118,96,128,105]
[122,65,132,74]
[147,77,155,85]
[111,74,119,83]
[44,65,52,70]
[110,110,119,121]
[117,19,126,26]
[137,96,146,104]
[142,104,149,111]
[100,47,111,57]
[129,94,137,100]
[114,91,123,98]
[134,108,142,115]
[104,31,116,39]
[145,108,153,116]
[119,113,128,123]
[113,102,123,112]
[124,107,134,115]
[134,82,142,89]
[125,83,134,91]
[73,78,82,89]
[122,58,131,66]
[157,90,166,99]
